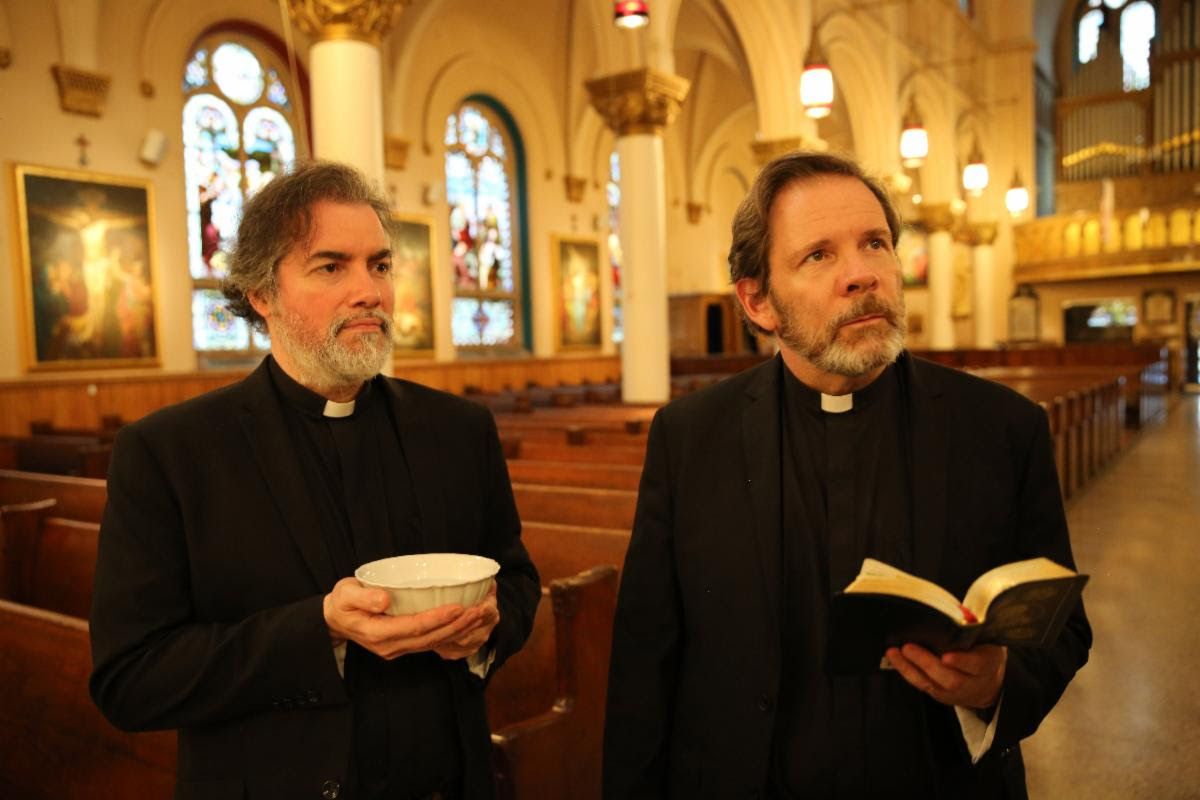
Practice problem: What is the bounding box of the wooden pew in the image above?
[0,499,98,618]
[489,565,618,800]
[507,460,642,492]
[0,470,107,523]
[15,435,112,479]
[510,440,646,466]
[0,598,177,798]
[522,522,629,583]
[512,484,636,530]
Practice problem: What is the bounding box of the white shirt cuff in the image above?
[954,694,1003,764]
[333,641,347,678]
[467,646,497,679]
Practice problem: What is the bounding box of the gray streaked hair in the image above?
[222,160,394,331]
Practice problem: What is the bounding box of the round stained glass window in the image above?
[212,43,264,105]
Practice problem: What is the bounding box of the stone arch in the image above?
[822,12,893,174]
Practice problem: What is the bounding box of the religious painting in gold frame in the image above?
[551,234,602,351]
[11,164,161,371]
[389,211,437,356]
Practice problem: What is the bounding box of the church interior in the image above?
[0,0,1197,796]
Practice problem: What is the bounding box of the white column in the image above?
[617,134,671,403]
[310,39,385,185]
[971,223,999,348]
[921,203,957,350]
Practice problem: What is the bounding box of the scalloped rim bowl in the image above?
[355,553,500,616]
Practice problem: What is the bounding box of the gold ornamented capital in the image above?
[971,221,999,246]
[585,68,690,137]
[286,0,410,45]
[750,136,822,166]
[385,135,409,170]
[564,175,586,203]
[51,64,111,117]
[920,203,956,233]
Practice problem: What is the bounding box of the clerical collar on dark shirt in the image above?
[266,356,375,419]
[781,360,896,416]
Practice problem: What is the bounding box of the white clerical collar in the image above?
[323,398,356,418]
[820,393,853,414]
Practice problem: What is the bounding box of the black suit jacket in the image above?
[89,361,539,800]
[603,353,1091,799]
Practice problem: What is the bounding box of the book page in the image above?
[845,560,966,622]
[963,558,1077,620]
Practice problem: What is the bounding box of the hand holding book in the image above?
[829,557,1088,675]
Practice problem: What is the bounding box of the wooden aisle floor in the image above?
[1024,395,1200,799]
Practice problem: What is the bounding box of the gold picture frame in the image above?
[11,163,161,371]
[389,211,437,356]
[551,234,602,351]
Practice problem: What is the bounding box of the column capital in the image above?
[286,0,410,45]
[919,203,957,233]
[750,136,823,165]
[585,68,690,137]
[969,221,999,246]
[50,64,110,117]
[563,175,586,203]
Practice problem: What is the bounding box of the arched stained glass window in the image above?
[1077,8,1103,63]
[607,151,624,344]
[183,30,304,358]
[444,100,527,350]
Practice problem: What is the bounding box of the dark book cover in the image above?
[828,574,1088,675]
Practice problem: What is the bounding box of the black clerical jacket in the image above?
[89,360,540,800]
[603,353,1091,799]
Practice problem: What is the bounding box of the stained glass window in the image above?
[1077,8,1103,64]
[607,151,624,344]
[444,101,524,350]
[183,31,304,359]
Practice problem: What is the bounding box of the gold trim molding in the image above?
[1014,256,1200,284]
[286,0,410,45]
[50,64,111,117]
[585,68,691,137]
[971,221,998,247]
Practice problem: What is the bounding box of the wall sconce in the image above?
[961,136,989,196]
[1005,169,1029,216]
[614,0,649,29]
[899,99,928,168]
[799,33,833,119]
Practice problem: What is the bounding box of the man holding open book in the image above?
[603,152,1091,799]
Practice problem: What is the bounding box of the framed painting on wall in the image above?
[552,235,602,351]
[896,223,929,287]
[12,164,160,370]
[389,212,437,355]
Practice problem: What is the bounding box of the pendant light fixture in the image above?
[898,98,928,168]
[614,0,649,29]
[1005,169,1030,216]
[799,33,833,119]
[961,136,989,196]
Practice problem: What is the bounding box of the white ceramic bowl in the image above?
[354,553,500,616]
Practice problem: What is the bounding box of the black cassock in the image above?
[771,362,948,798]
[271,360,463,800]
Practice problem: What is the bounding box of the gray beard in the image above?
[774,292,908,377]
[271,307,393,393]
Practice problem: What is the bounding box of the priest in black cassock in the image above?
[603,152,1091,799]
[90,161,539,800]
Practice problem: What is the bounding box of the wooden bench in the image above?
[489,565,618,800]
[0,499,99,618]
[512,484,636,530]
[509,440,646,466]
[13,436,112,479]
[0,470,107,523]
[522,522,629,583]
[507,460,642,492]
[0,598,177,798]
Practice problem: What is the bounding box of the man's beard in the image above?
[270,305,393,392]
[772,290,907,377]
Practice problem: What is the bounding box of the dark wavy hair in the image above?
[222,160,394,331]
[727,151,901,336]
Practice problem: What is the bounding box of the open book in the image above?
[829,557,1088,674]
